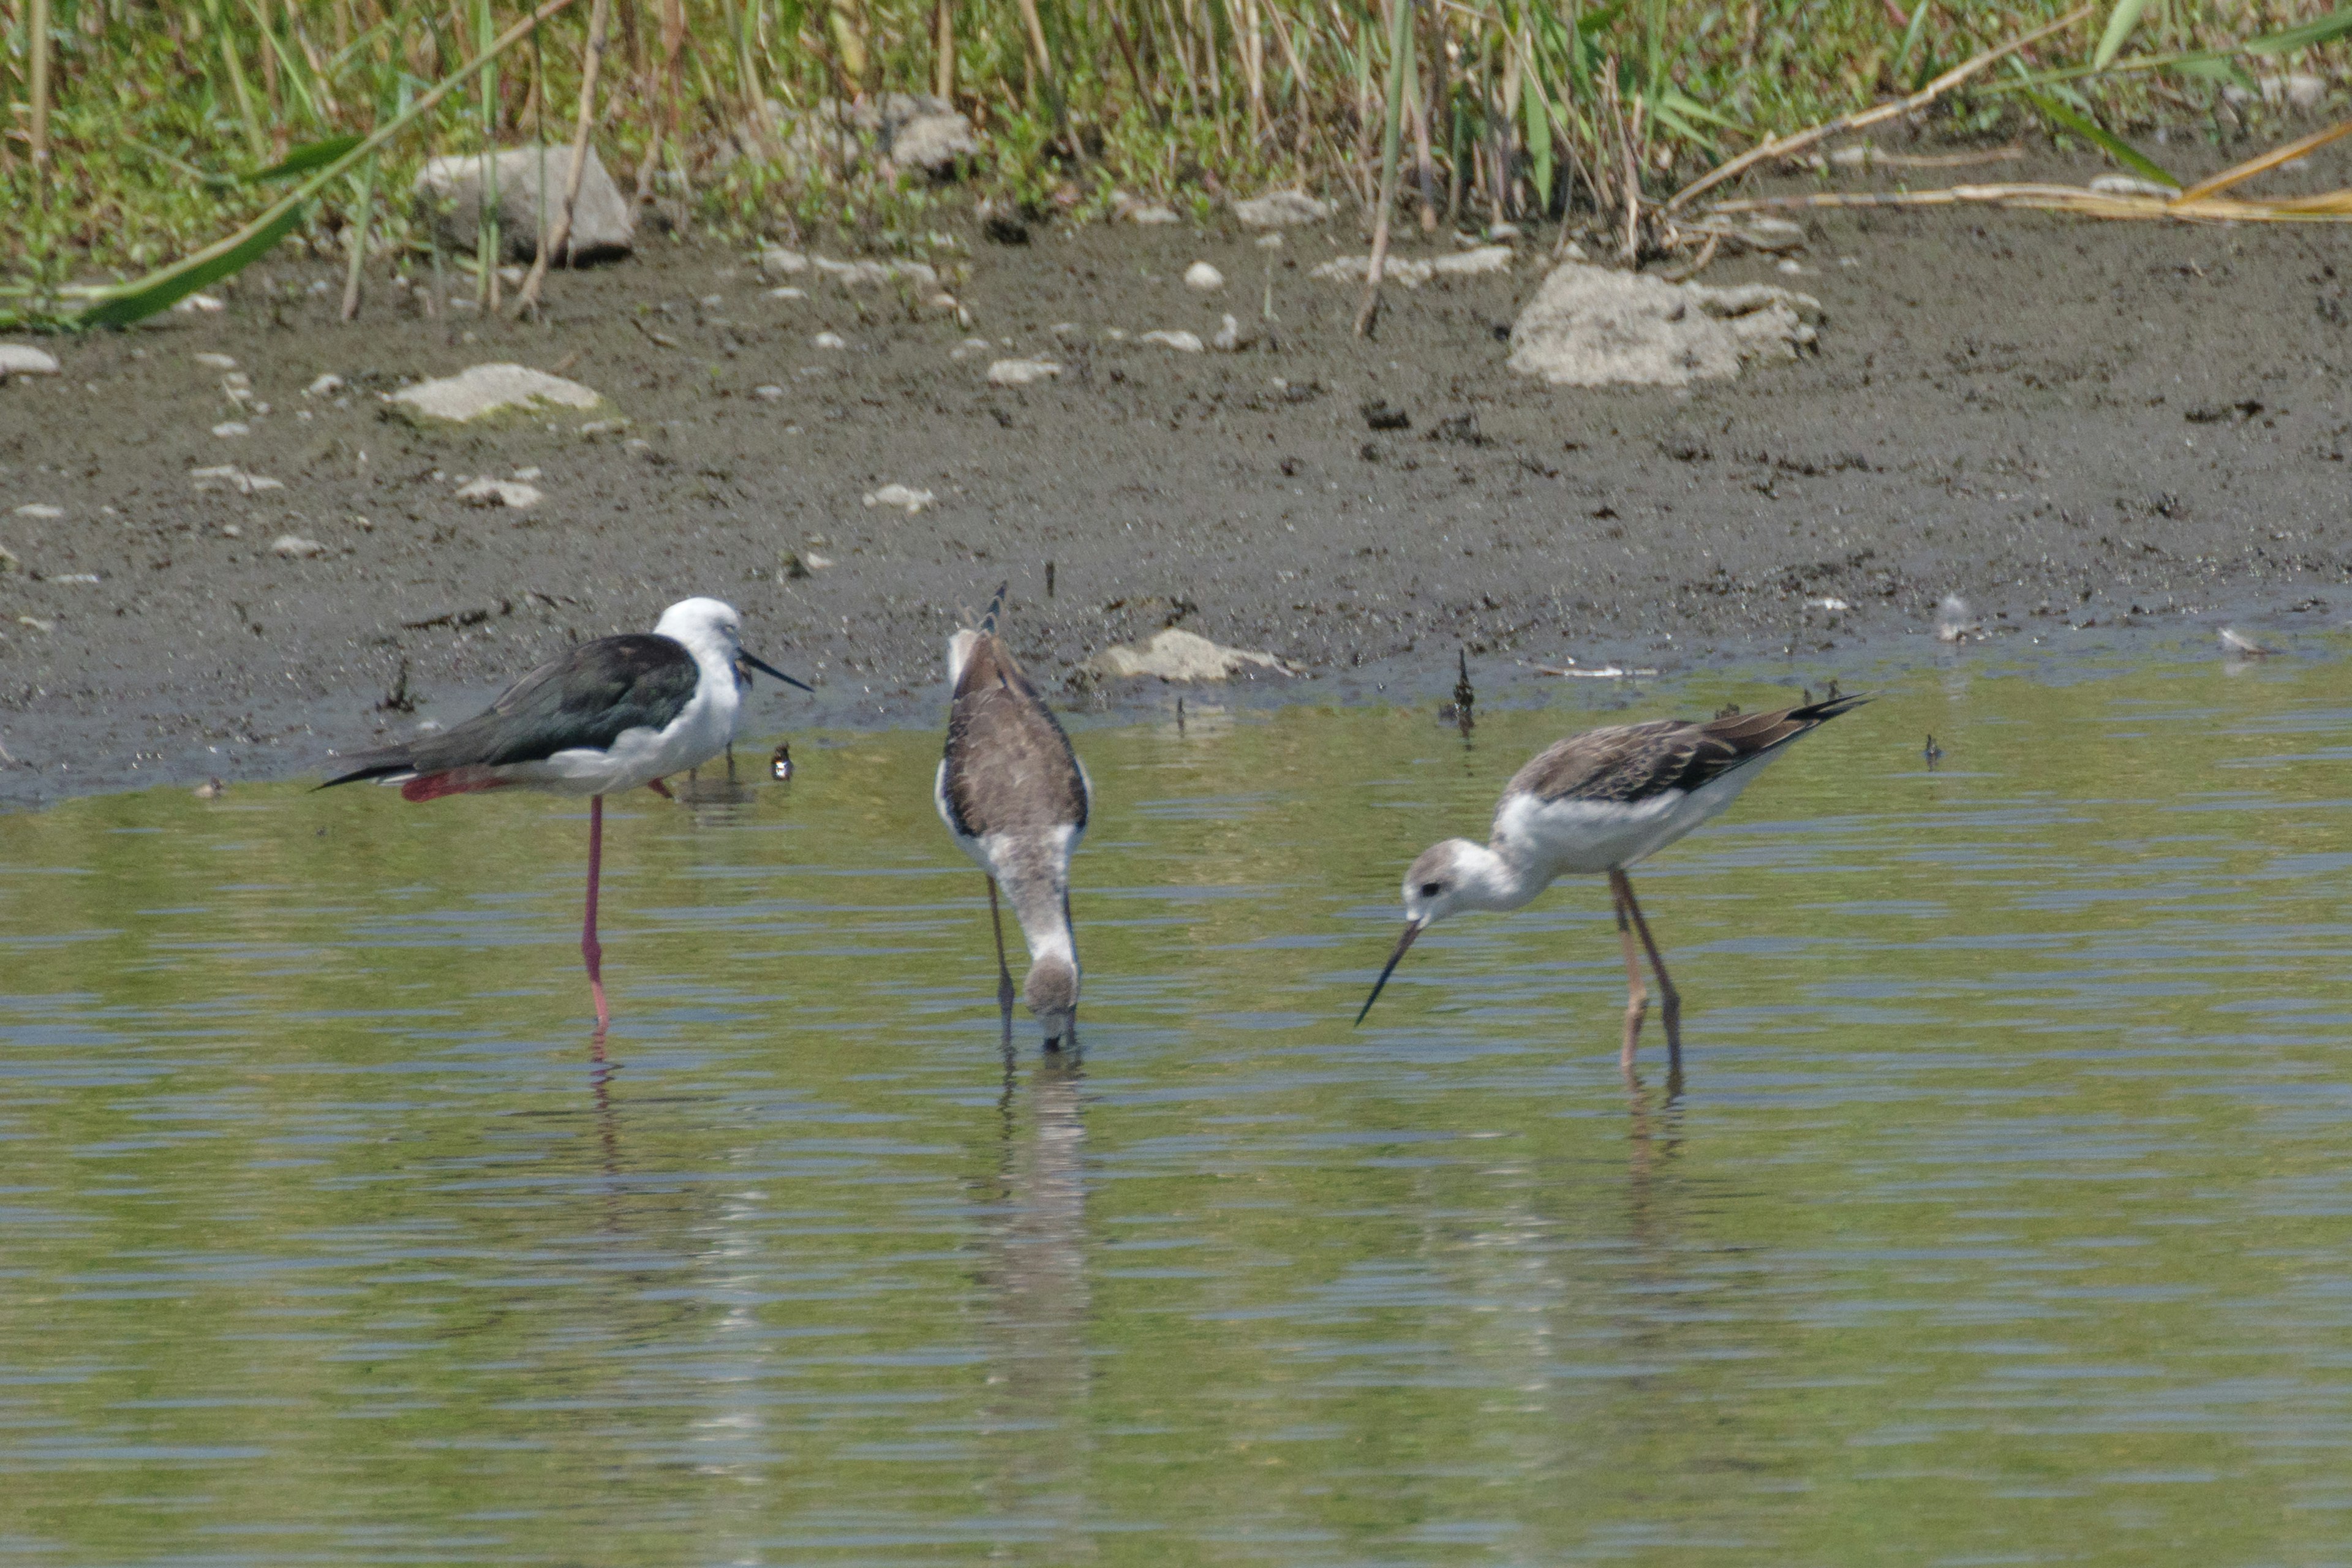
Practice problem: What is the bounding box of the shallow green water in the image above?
[8,655,2352,1566]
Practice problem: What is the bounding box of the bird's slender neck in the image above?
[1455,838,1549,913]
[1001,865,1077,968]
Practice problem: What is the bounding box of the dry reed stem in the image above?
[514,0,613,317]
[1669,2,2095,213]
[2177,116,2352,202]
[1706,183,2352,222]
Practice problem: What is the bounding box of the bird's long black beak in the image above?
[1354,920,1423,1026]
[740,652,815,693]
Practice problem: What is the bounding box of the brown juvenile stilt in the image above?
[1357,693,1867,1078]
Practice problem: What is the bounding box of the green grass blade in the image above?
[2092,0,2150,72]
[2020,85,2177,189]
[244,135,365,182]
[77,202,312,327]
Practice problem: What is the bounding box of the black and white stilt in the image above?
[320,597,811,1027]
[1355,695,1866,1075]
[935,584,1091,1050]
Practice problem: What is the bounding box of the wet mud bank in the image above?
[4,149,2351,807]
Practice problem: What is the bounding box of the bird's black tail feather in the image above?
[312,753,414,792]
[979,581,1009,638]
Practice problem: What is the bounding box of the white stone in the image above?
[753,384,785,400]
[12,503,63,518]
[864,483,935,512]
[175,293,226,314]
[1212,314,1246,351]
[1433,245,1512,276]
[1738,217,1807,252]
[1505,262,1822,388]
[194,352,238,370]
[1232,189,1332,227]
[1125,203,1181,225]
[1185,262,1226,291]
[986,358,1062,386]
[767,285,808,300]
[189,466,284,494]
[1140,330,1204,353]
[761,247,810,275]
[1086,628,1297,681]
[949,337,995,360]
[212,421,252,438]
[1256,232,1284,249]
[455,478,544,509]
[812,331,848,349]
[0,344,60,379]
[305,373,345,396]
[2261,72,2328,110]
[387,363,603,423]
[413,145,635,262]
[272,534,326,558]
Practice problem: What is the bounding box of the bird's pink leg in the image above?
[1616,872,1681,1076]
[584,794,610,1028]
[1608,870,1648,1077]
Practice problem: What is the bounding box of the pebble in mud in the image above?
[0,344,60,379]
[455,478,544,510]
[986,358,1061,386]
[388,364,603,424]
[1185,262,1225,291]
[272,535,326,559]
[1140,330,1204,353]
[864,483,934,513]
[812,331,848,349]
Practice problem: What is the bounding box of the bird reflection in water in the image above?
[976,1052,1094,1551]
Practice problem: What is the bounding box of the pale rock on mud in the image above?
[1309,246,1512,288]
[12,503,64,519]
[1085,628,1297,681]
[193,352,238,371]
[189,466,284,495]
[1506,262,1822,388]
[455,478,545,510]
[412,145,635,263]
[1125,203,1180,225]
[1184,262,1226,291]
[1232,189,1333,227]
[388,364,604,424]
[0,345,60,380]
[304,373,345,397]
[272,535,327,559]
[736,94,978,177]
[864,483,935,512]
[812,331,848,350]
[1140,330,1204,353]
[986,358,1061,386]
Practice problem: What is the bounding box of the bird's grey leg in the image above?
[1617,873,1682,1076]
[987,878,1016,1044]
[1608,869,1648,1077]
[585,794,610,1030]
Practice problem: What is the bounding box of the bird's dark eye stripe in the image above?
[1420,881,1444,897]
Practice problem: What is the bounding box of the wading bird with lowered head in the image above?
[936,584,1091,1050]
[320,597,810,1028]
[1356,694,1866,1076]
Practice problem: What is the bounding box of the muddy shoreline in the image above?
[5,146,2351,807]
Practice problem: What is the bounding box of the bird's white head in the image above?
[1400,838,1493,930]
[654,597,747,663]
[1354,837,1518,1026]
[1025,954,1080,1050]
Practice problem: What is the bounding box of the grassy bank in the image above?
[4,0,2350,293]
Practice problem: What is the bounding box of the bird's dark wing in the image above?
[941,633,1088,838]
[320,633,699,787]
[1510,694,1866,805]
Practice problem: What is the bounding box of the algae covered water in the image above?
[7,653,2352,1564]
